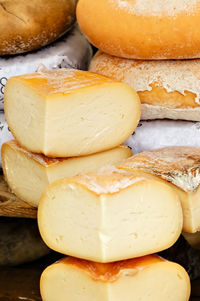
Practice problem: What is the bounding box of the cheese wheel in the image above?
[125,120,200,154]
[4,69,140,157]
[0,0,76,55]
[38,170,182,262]
[90,52,200,121]
[0,217,50,266]
[118,147,200,233]
[77,0,200,60]
[40,255,190,301]
[0,26,93,110]
[2,140,132,207]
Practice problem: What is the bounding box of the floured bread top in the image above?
[11,69,116,97]
[64,170,146,195]
[60,255,164,282]
[118,147,200,192]
[4,140,65,166]
[90,52,200,105]
[109,0,199,17]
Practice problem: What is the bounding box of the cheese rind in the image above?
[40,255,191,301]
[4,69,140,157]
[38,171,183,262]
[118,147,200,233]
[2,140,132,207]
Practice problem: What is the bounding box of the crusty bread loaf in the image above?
[0,0,76,55]
[90,52,200,121]
[77,0,200,60]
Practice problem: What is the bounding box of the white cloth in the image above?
[125,120,200,154]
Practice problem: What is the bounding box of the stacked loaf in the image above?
[0,0,93,158]
[2,68,191,300]
[79,0,200,152]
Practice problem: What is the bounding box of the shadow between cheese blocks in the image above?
[1,140,132,207]
[38,170,183,263]
[4,69,140,157]
[40,255,191,301]
[117,146,200,233]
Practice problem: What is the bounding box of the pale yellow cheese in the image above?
[40,255,191,301]
[117,146,200,233]
[1,140,132,207]
[38,170,182,262]
[4,69,140,157]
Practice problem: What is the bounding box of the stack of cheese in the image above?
[77,0,200,152]
[0,0,93,159]
[2,69,191,299]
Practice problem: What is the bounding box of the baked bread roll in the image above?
[0,0,76,55]
[38,170,182,262]
[2,140,132,207]
[0,26,92,110]
[125,120,200,154]
[40,255,190,301]
[4,69,140,157]
[0,217,50,266]
[77,0,200,60]
[90,52,200,121]
[118,146,200,233]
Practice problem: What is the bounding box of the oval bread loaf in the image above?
[0,0,76,55]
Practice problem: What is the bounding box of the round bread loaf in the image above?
[77,0,200,60]
[0,0,76,55]
[0,26,92,110]
[125,120,200,154]
[90,52,200,121]
[0,217,50,266]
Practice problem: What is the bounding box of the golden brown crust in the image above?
[77,0,200,60]
[9,69,120,98]
[60,170,146,195]
[89,52,200,109]
[118,147,200,192]
[60,255,164,282]
[2,140,66,166]
[0,0,76,55]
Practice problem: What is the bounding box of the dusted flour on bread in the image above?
[110,0,198,16]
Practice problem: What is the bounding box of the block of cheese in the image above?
[118,147,200,233]
[125,120,200,154]
[0,217,50,266]
[77,0,200,60]
[2,140,132,207]
[40,255,190,301]
[90,52,200,121]
[4,69,140,157]
[0,25,93,110]
[38,170,182,262]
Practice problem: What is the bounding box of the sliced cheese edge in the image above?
[38,171,183,262]
[2,140,132,207]
[40,255,191,301]
[4,69,140,157]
